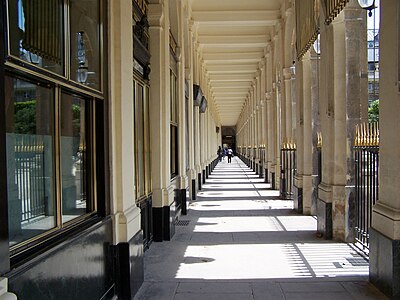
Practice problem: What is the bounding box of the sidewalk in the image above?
[134,157,387,299]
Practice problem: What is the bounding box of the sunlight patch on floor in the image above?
[175,243,369,280]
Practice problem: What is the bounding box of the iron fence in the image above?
[280,140,296,199]
[354,123,379,251]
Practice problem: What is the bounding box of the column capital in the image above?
[265,91,272,101]
[148,3,164,27]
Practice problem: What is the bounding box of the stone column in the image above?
[317,1,366,241]
[294,56,305,213]
[369,1,400,298]
[149,0,175,241]
[109,0,142,295]
[186,18,197,201]
[310,48,321,216]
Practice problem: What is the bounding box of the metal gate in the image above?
[280,140,296,200]
[354,123,379,251]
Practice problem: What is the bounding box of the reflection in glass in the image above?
[70,0,101,89]
[5,76,55,246]
[61,93,89,223]
[8,0,64,74]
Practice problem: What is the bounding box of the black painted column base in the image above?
[264,168,268,182]
[317,199,332,239]
[115,231,144,299]
[192,179,196,200]
[178,189,188,215]
[259,163,263,178]
[205,166,209,179]
[202,169,206,184]
[198,173,202,190]
[370,228,400,299]
[271,172,276,190]
[255,163,259,175]
[294,187,303,214]
[153,203,176,242]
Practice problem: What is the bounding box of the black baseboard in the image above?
[8,219,114,300]
[152,203,176,242]
[115,231,144,300]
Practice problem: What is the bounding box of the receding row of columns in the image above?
[237,0,400,297]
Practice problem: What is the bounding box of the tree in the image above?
[368,99,379,123]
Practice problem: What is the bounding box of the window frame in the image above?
[1,0,107,264]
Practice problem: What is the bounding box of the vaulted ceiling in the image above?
[191,0,283,126]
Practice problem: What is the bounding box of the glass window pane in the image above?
[8,0,64,75]
[5,76,55,246]
[135,84,145,197]
[70,0,101,89]
[60,93,90,223]
[144,86,151,193]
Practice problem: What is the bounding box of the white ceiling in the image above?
[191,0,283,126]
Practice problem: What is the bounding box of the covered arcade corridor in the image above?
[1,0,400,299]
[134,157,385,299]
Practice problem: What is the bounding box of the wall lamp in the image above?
[357,0,376,17]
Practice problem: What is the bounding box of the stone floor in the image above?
[134,157,387,300]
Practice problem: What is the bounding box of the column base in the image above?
[115,231,144,299]
[191,179,196,200]
[317,198,332,239]
[202,169,206,184]
[205,166,209,179]
[152,202,176,242]
[271,172,275,190]
[294,187,303,214]
[198,173,202,191]
[264,168,268,183]
[369,228,400,299]
[178,188,188,215]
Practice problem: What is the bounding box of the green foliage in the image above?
[14,100,36,134]
[368,99,379,123]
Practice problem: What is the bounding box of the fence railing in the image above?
[280,140,296,200]
[354,123,379,251]
[14,136,47,223]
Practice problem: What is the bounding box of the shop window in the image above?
[5,75,97,251]
[5,76,55,246]
[134,81,151,199]
[60,92,92,223]
[170,70,178,178]
[135,82,145,198]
